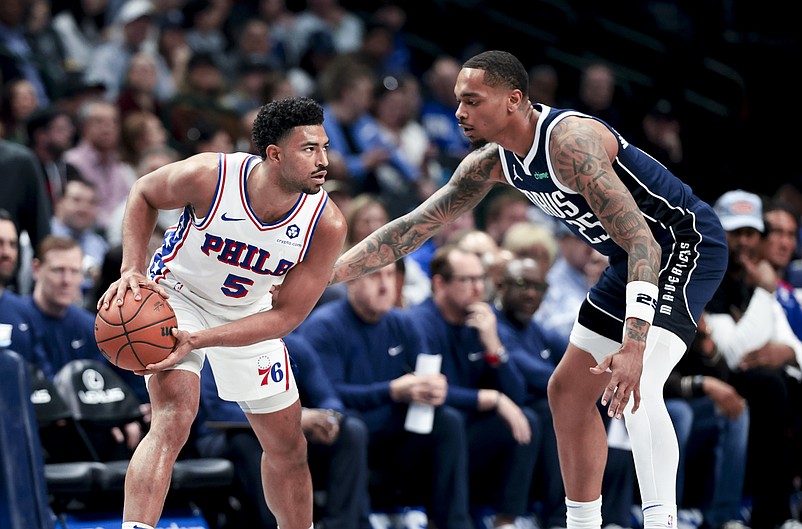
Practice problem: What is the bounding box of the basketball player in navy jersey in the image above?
[331,51,727,529]
[97,97,347,529]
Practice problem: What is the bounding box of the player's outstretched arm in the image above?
[330,144,501,284]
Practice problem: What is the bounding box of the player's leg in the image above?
[246,397,313,529]
[547,341,610,501]
[623,326,686,529]
[123,368,201,526]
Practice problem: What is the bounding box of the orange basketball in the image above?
[94,286,178,371]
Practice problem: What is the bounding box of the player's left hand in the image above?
[134,327,193,375]
[590,344,643,418]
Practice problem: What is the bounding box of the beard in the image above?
[470,137,489,150]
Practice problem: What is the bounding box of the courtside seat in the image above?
[53,358,234,516]
[172,458,234,490]
[42,462,105,495]
[0,350,55,529]
[29,363,109,501]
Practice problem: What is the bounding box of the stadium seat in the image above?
[0,349,55,529]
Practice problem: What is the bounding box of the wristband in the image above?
[485,346,509,367]
[625,281,659,324]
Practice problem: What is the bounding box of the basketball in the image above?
[94,286,178,371]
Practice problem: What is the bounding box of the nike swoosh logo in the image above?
[71,339,85,349]
[467,352,483,362]
[388,345,403,356]
[221,212,245,222]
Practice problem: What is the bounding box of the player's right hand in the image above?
[591,344,643,418]
[96,272,169,311]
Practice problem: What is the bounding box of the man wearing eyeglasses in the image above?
[494,257,567,529]
[407,244,539,529]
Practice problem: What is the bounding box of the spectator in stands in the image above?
[155,17,192,99]
[528,63,561,107]
[359,4,412,78]
[482,187,533,246]
[196,331,370,529]
[224,18,281,84]
[706,189,800,529]
[420,55,471,173]
[0,208,49,371]
[1,78,42,144]
[501,221,559,278]
[290,0,365,64]
[165,51,240,153]
[24,0,69,100]
[636,98,687,179]
[221,57,275,117]
[664,312,750,529]
[407,245,539,529]
[25,106,79,211]
[0,138,51,292]
[50,0,109,78]
[772,176,802,265]
[568,61,629,136]
[49,178,107,306]
[448,228,511,303]
[298,261,473,529]
[116,51,165,119]
[186,119,235,155]
[494,257,567,528]
[252,0,298,68]
[761,203,802,341]
[63,99,136,232]
[22,235,147,457]
[320,54,420,204]
[183,0,231,67]
[53,74,107,123]
[535,224,608,345]
[105,145,182,251]
[371,74,434,216]
[0,0,50,105]
[85,0,174,102]
[119,110,169,166]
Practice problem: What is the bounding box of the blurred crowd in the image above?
[1,1,802,529]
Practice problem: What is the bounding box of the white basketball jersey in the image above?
[148,152,329,315]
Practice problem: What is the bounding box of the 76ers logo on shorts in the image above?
[257,355,285,387]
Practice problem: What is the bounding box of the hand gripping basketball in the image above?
[94,285,178,371]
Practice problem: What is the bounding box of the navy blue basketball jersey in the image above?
[497,105,727,345]
[497,104,715,259]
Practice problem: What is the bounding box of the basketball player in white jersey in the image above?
[97,97,347,529]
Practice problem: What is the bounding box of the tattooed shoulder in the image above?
[549,118,609,192]
[453,143,502,191]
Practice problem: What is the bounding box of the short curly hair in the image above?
[251,97,324,158]
[463,50,528,95]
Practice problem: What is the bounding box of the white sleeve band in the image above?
[625,280,659,324]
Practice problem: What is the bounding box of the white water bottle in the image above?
[404,354,442,434]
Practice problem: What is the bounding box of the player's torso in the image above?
[149,152,329,310]
[498,105,705,259]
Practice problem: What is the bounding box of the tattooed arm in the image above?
[330,143,502,284]
[549,116,662,415]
